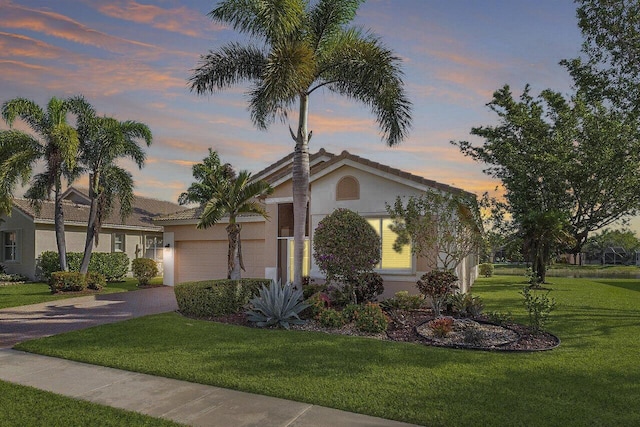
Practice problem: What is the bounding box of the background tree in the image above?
[386,189,483,272]
[73,103,152,274]
[196,170,273,279]
[178,148,235,206]
[189,0,411,287]
[1,96,91,271]
[584,228,640,264]
[454,85,640,278]
[562,0,640,116]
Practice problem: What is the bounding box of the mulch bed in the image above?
[202,309,560,352]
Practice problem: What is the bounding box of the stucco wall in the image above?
[0,209,36,279]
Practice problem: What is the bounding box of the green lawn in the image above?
[16,276,640,426]
[0,277,163,309]
[0,380,183,426]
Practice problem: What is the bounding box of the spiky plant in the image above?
[246,280,309,329]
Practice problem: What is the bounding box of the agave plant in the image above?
[246,280,309,329]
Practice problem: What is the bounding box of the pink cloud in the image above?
[94,1,220,37]
[0,1,156,54]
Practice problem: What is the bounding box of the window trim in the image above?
[112,233,126,253]
[144,235,163,261]
[2,229,20,263]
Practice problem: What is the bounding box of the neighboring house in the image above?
[0,187,184,280]
[156,149,480,297]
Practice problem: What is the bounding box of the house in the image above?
[156,149,480,297]
[0,187,185,280]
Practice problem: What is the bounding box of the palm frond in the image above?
[197,198,227,229]
[100,166,135,222]
[316,29,412,146]
[1,98,45,135]
[309,0,364,50]
[210,0,305,42]
[190,43,267,94]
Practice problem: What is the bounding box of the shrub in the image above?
[521,287,556,332]
[416,270,458,317]
[0,264,5,274]
[246,280,310,329]
[38,251,130,282]
[341,303,361,323]
[174,279,268,317]
[449,293,484,317]
[479,263,494,277]
[463,327,484,345]
[303,281,327,300]
[486,310,514,325]
[91,252,129,281]
[313,208,381,284]
[86,272,106,291]
[351,272,384,303]
[306,292,331,318]
[49,272,86,293]
[381,291,424,311]
[317,308,345,328]
[354,303,389,333]
[428,317,454,338]
[0,273,28,283]
[131,258,158,286]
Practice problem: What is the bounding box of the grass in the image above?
[0,277,163,309]
[494,263,640,278]
[0,380,182,426]
[15,276,640,426]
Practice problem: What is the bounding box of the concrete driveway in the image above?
[0,286,178,348]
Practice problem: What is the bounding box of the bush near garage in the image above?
[131,258,158,286]
[174,278,271,317]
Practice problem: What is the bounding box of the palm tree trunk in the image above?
[80,177,99,274]
[292,93,310,289]
[227,223,242,280]
[54,180,68,271]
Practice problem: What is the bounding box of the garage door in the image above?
[175,239,266,284]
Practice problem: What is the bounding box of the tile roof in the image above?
[13,187,186,231]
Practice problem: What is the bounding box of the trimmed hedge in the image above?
[38,251,129,282]
[175,278,271,317]
[49,271,107,293]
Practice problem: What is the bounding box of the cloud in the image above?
[0,32,66,59]
[94,1,219,38]
[0,1,157,55]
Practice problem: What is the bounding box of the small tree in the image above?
[313,209,381,302]
[386,189,482,271]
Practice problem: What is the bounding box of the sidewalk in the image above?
[0,289,419,426]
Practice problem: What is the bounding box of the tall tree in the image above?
[196,170,273,279]
[189,0,412,287]
[454,85,640,279]
[1,97,91,271]
[72,102,152,274]
[562,0,640,115]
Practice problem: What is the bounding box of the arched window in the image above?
[336,176,359,200]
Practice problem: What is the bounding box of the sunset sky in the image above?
[1,0,583,207]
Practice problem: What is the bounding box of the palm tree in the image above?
[72,104,152,274]
[189,0,412,287]
[196,170,273,279]
[1,97,92,271]
[178,148,236,206]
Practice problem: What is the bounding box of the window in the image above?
[113,233,125,252]
[336,176,359,200]
[2,231,18,262]
[145,236,163,261]
[367,218,412,271]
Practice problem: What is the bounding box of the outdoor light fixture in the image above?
[165,243,171,248]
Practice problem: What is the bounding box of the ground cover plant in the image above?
[0,380,182,426]
[16,275,640,426]
[0,277,163,310]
